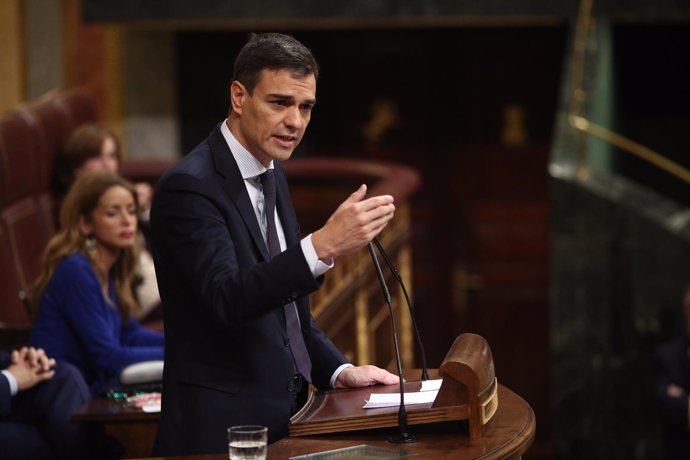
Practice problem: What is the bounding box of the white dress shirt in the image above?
[1,369,18,396]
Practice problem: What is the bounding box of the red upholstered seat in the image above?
[0,217,32,350]
[0,90,99,348]
[26,95,76,190]
[2,197,54,297]
[0,219,29,326]
[55,88,98,128]
[0,109,45,206]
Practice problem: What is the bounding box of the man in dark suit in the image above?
[150,32,399,456]
[0,346,92,459]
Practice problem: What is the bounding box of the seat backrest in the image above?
[55,87,98,128]
[0,109,45,206]
[0,88,98,331]
[2,197,54,302]
[26,94,80,191]
[0,219,30,325]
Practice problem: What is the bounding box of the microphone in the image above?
[368,242,417,444]
[372,237,429,381]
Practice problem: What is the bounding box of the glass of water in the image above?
[228,425,268,460]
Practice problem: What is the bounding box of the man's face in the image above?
[231,69,316,166]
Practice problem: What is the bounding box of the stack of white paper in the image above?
[363,378,443,409]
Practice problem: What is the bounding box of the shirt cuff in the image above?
[1,369,18,396]
[301,234,334,277]
[330,363,354,389]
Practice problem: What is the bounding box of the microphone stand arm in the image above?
[373,238,429,381]
[368,243,417,444]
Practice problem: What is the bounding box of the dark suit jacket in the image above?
[0,353,16,419]
[150,124,348,456]
[1,351,93,459]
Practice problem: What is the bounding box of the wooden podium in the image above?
[290,333,500,439]
[83,334,535,460]
[271,385,533,460]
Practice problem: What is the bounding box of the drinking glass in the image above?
[228,425,267,460]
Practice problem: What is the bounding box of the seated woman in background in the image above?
[53,122,154,220]
[29,171,164,394]
[53,122,160,320]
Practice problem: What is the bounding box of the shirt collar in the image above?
[220,119,273,180]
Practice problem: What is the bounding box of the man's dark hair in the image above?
[232,32,319,94]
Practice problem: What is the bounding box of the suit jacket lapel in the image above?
[208,126,270,261]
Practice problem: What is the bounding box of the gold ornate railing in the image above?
[284,158,421,370]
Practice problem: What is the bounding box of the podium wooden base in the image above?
[290,333,499,439]
[277,385,534,460]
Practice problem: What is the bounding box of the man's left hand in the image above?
[335,365,400,389]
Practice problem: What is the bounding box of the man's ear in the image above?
[230,81,247,115]
[78,215,92,237]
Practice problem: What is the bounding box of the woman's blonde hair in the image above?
[31,170,140,322]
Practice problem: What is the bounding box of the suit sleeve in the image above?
[151,171,321,328]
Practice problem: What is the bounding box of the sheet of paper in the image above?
[420,379,443,392]
[363,389,438,409]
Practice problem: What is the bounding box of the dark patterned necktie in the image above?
[260,169,312,382]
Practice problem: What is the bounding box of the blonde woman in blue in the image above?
[30,171,163,394]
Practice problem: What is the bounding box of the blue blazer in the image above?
[29,253,164,394]
[150,125,348,456]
